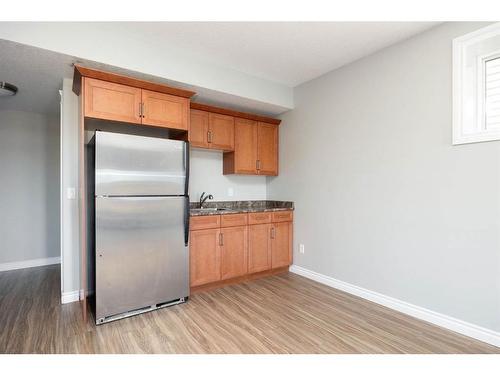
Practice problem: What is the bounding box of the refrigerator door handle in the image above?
[184,195,190,246]
[184,141,190,196]
[183,141,190,247]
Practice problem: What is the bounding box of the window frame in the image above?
[452,22,500,145]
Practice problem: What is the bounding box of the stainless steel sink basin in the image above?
[190,208,231,213]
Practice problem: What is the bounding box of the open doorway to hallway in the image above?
[0,39,63,307]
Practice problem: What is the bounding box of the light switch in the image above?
[67,187,76,200]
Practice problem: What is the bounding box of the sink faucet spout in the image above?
[199,192,214,208]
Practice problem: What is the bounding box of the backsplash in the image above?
[189,148,267,202]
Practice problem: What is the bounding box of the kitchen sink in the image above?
[190,207,232,213]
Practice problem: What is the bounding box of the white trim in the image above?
[61,290,81,304]
[453,22,500,145]
[289,265,500,348]
[59,88,64,296]
[0,257,61,272]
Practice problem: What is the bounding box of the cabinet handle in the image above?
[219,232,224,246]
[138,103,142,118]
[207,131,212,143]
[270,227,275,239]
[256,160,261,170]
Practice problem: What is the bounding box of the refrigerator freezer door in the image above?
[95,131,187,196]
[95,196,189,321]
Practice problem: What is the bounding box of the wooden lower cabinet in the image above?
[189,228,221,287]
[220,226,248,280]
[189,211,293,290]
[271,221,293,269]
[248,224,272,273]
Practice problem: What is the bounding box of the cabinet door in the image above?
[190,229,221,287]
[220,226,248,280]
[84,78,142,124]
[209,113,234,151]
[142,89,189,130]
[248,224,272,273]
[189,109,209,148]
[271,222,293,269]
[257,122,279,175]
[234,118,258,174]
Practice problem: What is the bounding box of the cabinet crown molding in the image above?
[72,65,196,99]
[190,102,281,125]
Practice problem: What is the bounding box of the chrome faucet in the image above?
[199,192,213,208]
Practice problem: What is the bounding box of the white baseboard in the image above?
[289,265,500,348]
[61,290,81,304]
[0,256,61,272]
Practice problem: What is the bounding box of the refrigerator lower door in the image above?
[95,196,189,323]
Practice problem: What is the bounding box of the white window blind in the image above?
[485,56,500,130]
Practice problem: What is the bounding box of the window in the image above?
[452,23,500,145]
[485,56,500,130]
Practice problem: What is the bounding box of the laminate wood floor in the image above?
[0,264,498,354]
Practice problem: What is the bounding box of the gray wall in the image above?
[267,22,500,331]
[0,110,60,264]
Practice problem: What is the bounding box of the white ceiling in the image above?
[115,22,440,86]
[0,22,440,116]
[0,40,73,115]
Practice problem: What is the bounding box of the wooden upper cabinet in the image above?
[233,118,258,174]
[189,109,210,148]
[189,109,234,151]
[81,74,190,130]
[220,226,248,280]
[257,123,279,176]
[209,113,234,151]
[141,90,189,130]
[223,120,278,176]
[189,228,221,287]
[84,78,142,124]
[271,221,292,269]
[189,103,280,175]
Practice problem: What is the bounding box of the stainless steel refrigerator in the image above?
[87,131,190,324]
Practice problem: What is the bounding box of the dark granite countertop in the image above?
[190,200,294,216]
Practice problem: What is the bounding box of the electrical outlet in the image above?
[227,187,234,197]
[299,244,305,254]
